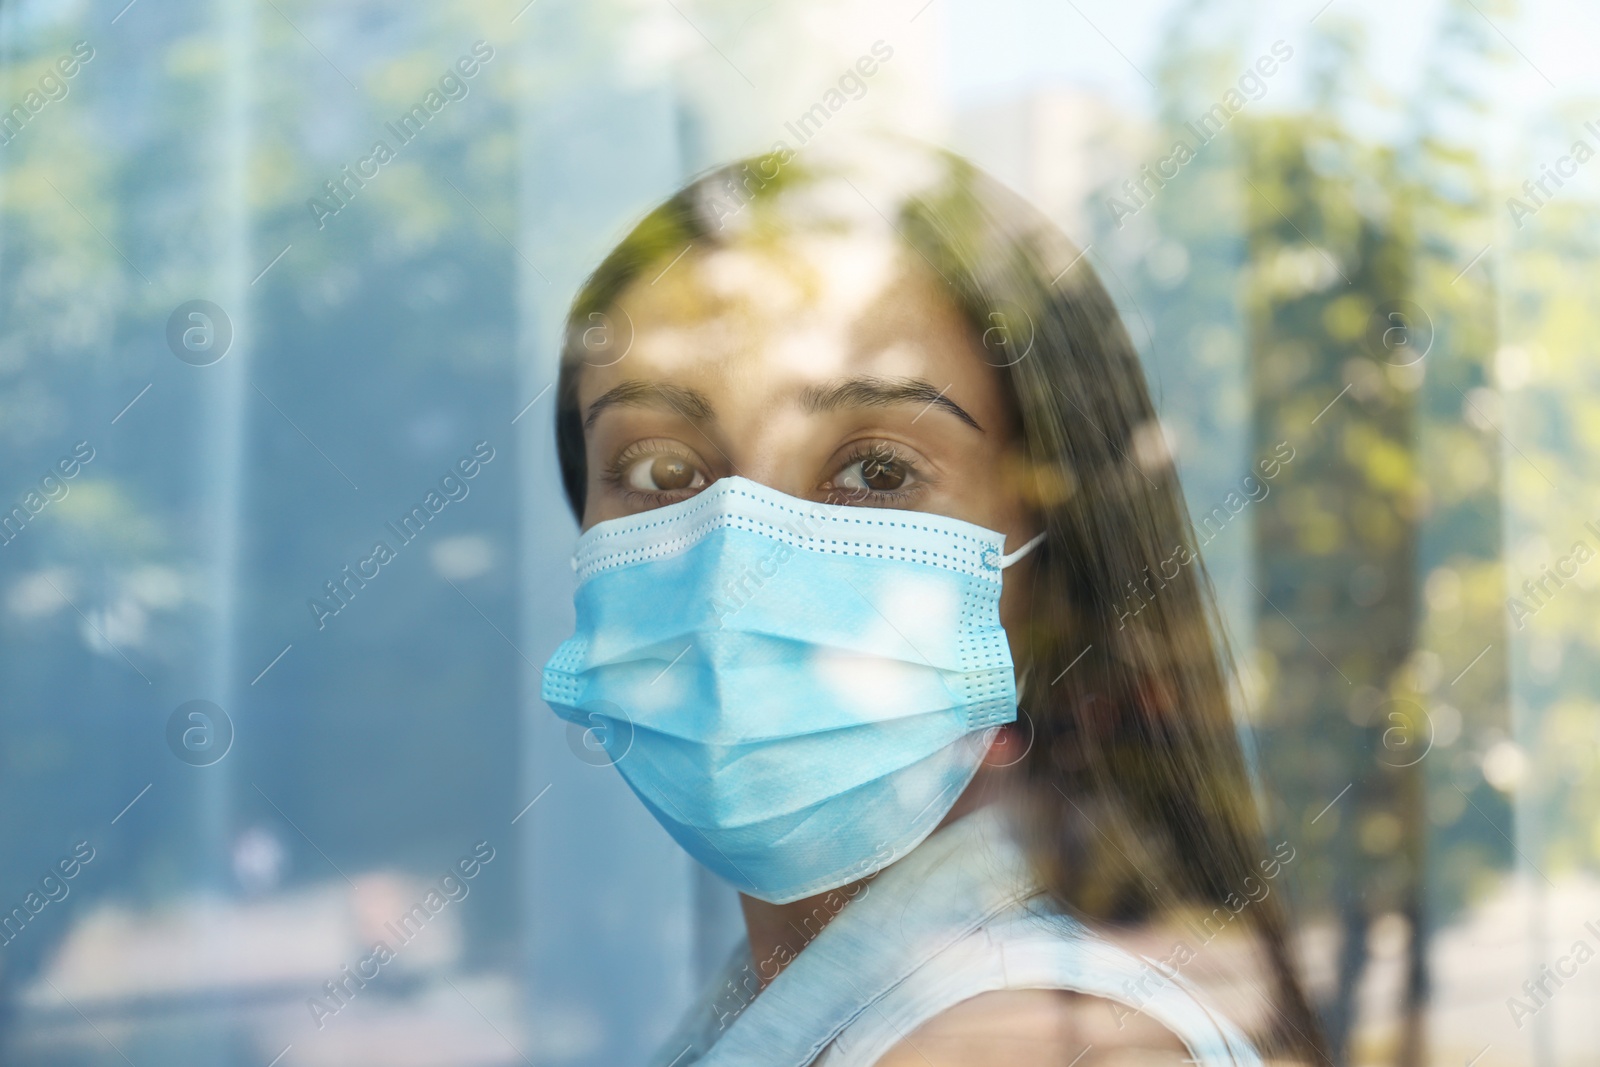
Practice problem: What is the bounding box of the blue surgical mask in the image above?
[541,476,1043,904]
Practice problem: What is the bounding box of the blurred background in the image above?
[1,0,1597,1063]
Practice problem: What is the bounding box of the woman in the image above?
[540,140,1326,1066]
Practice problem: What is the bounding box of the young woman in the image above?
[540,140,1326,1066]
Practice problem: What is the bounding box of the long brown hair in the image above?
[553,141,1327,1062]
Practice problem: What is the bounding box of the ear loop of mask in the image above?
[1000,529,1045,707]
[998,530,1047,569]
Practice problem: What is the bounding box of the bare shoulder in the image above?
[869,988,1192,1067]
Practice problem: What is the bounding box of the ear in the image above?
[980,724,1013,766]
[980,720,1031,768]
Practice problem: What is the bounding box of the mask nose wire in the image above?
[998,530,1047,570]
[578,533,1046,570]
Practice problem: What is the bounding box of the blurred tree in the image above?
[1396,1,1514,1063]
[0,0,527,1059]
[1241,17,1427,1063]
[1234,5,1520,1064]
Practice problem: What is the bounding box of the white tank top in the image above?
[650,805,1263,1067]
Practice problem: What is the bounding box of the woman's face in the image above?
[575,230,1038,648]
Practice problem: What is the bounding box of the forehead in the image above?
[579,233,996,406]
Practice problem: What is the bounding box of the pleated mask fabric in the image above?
[541,476,1041,904]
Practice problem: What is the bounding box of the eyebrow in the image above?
[582,375,984,434]
[583,380,716,430]
[799,376,984,433]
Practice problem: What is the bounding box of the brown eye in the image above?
[623,453,706,493]
[651,456,694,490]
[832,447,918,498]
[860,454,906,491]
